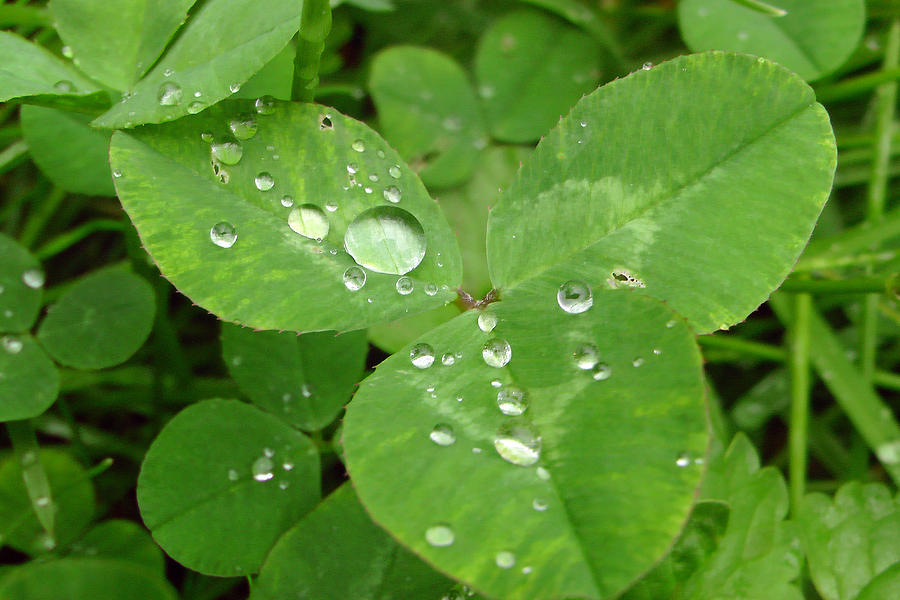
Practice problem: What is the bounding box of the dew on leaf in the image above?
[61,46,73,58]
[281,195,294,208]
[482,338,512,368]
[227,469,239,481]
[251,456,274,481]
[410,343,435,369]
[288,204,330,240]
[441,353,455,366]
[187,101,204,114]
[497,386,528,416]
[425,524,454,547]
[642,62,653,70]
[210,139,243,165]
[157,81,183,105]
[495,551,515,569]
[477,312,498,333]
[652,348,662,356]
[229,115,258,140]
[592,363,612,381]
[490,379,502,388]
[573,343,600,370]
[632,357,644,367]
[2,336,23,355]
[254,95,276,115]
[430,424,456,446]
[351,139,366,152]
[344,206,426,275]
[396,276,414,295]
[210,222,237,248]
[282,461,294,471]
[536,466,550,480]
[532,498,548,511]
[228,82,241,93]
[557,280,593,313]
[54,80,75,92]
[494,421,541,466]
[342,266,366,291]
[278,480,290,490]
[22,268,45,289]
[388,165,402,179]
[255,172,275,191]
[383,185,401,203]
[424,283,438,296]
[675,453,691,467]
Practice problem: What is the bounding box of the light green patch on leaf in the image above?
[92,0,302,128]
[20,106,114,197]
[136,399,320,576]
[110,100,462,332]
[36,269,155,370]
[0,558,177,600]
[221,324,368,431]
[252,484,456,600]
[487,52,836,334]
[0,32,108,111]
[0,449,94,556]
[344,289,707,600]
[368,303,461,354]
[0,234,43,333]
[369,46,487,189]
[68,520,165,577]
[678,0,865,82]
[800,482,900,600]
[0,334,58,422]
[48,0,197,91]
[474,8,602,143]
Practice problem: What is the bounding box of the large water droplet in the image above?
[22,268,45,289]
[383,186,401,203]
[410,343,435,369]
[255,172,275,191]
[254,95,276,115]
[573,343,599,370]
[2,336,23,355]
[211,139,243,165]
[252,456,274,481]
[342,266,366,291]
[425,524,454,547]
[497,386,528,416]
[157,82,183,106]
[477,312,498,333]
[482,338,511,368]
[210,222,237,248]
[557,280,593,313]
[344,206,426,275]
[495,551,516,569]
[396,276,414,295]
[430,424,456,446]
[494,421,541,466]
[288,204,330,240]
[229,115,258,140]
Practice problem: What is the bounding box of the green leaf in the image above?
[0,234,43,333]
[48,0,197,91]
[136,399,320,576]
[800,482,900,600]
[20,106,114,196]
[68,520,166,576]
[0,32,108,111]
[110,100,462,332]
[343,288,707,600]
[368,301,460,354]
[857,563,900,600]
[0,335,59,422]
[332,0,396,11]
[486,52,836,334]
[0,449,94,556]
[677,0,865,82]
[0,558,177,600]
[252,484,456,600]
[92,0,302,129]
[474,8,603,143]
[231,42,294,102]
[221,324,368,431]
[369,46,487,189]
[36,269,155,370]
[626,434,802,599]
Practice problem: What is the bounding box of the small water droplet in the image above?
[632,357,644,367]
[229,82,242,93]
[592,363,611,381]
[255,95,276,115]
[477,312,498,333]
[494,420,541,466]
[642,62,653,70]
[441,353,456,366]
[112,169,122,178]
[557,280,593,313]
[482,338,512,368]
[430,424,456,446]
[301,383,312,398]
[255,172,275,191]
[536,466,550,480]
[53,80,75,93]
[410,343,435,369]
[281,195,294,208]
[278,480,290,490]
[211,139,243,165]
[388,165,402,179]
[187,101,204,114]
[490,379,502,388]
[522,566,533,574]
[532,498,548,511]
[163,68,175,77]
[573,343,599,370]
[252,456,274,481]
[228,469,239,481]
[479,84,496,98]
[343,266,366,291]
[22,268,45,289]
[652,348,662,356]
[351,139,366,152]
[288,204,330,240]
[424,283,438,296]
[263,447,274,458]
[346,163,358,175]
[157,81,183,105]
[344,206,427,275]
[675,454,691,467]
[425,524,454,547]
[325,200,338,212]
[666,319,677,328]
[2,336,23,354]
[229,115,258,140]
[61,46,73,58]
[497,386,528,416]
[396,276,414,295]
[210,222,237,248]
[383,185,401,203]
[580,121,587,127]
[495,551,515,569]
[282,462,294,471]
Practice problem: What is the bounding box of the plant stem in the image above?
[0,139,28,175]
[788,293,811,514]
[5,420,55,539]
[291,0,332,102]
[815,65,900,103]
[780,274,898,295]
[33,218,124,260]
[0,4,50,28]
[18,187,66,249]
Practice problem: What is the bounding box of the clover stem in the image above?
[292,0,332,102]
[788,292,811,514]
[6,420,55,539]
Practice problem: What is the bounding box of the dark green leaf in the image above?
[37,269,155,370]
[0,558,177,600]
[110,100,462,332]
[221,324,368,430]
[0,234,43,333]
[368,299,460,354]
[0,335,59,422]
[137,399,320,576]
[231,42,294,102]
[68,520,165,576]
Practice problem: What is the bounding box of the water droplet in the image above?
[61,46,73,58]
[666,319,677,328]
[255,95,276,115]
[278,480,290,490]
[351,139,366,152]
[652,348,662,356]
[281,195,294,208]
[490,379,502,388]
[301,383,312,398]
[255,172,275,191]
[482,338,511,368]
[22,268,45,289]
[430,424,456,446]
[477,312,498,333]
[494,421,541,466]
[162,68,175,77]
[210,222,237,248]
[389,165,402,178]
[522,566,532,574]
[532,498,548,511]
[580,121,587,127]
[211,139,243,165]
[2,336,23,354]
[263,447,274,458]
[288,204,330,240]
[642,62,653,70]
[282,462,294,470]
[479,84,496,98]
[424,283,438,296]
[632,357,644,367]
[557,280,593,313]
[229,116,258,140]
[325,200,338,212]
[425,524,454,547]
[187,101,204,114]
[573,343,600,370]
[342,266,366,291]
[675,454,691,467]
[497,386,528,416]
[396,276,414,295]
[112,169,122,178]
[876,441,900,464]
[157,81,183,105]
[252,456,274,481]
[383,185,401,203]
[441,353,455,366]
[344,206,427,275]
[495,551,515,569]
[410,343,435,369]
[228,82,241,93]
[536,466,550,480]
[346,163,358,175]
[592,363,611,381]
[227,469,239,481]
[53,80,74,93]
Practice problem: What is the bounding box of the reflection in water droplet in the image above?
[495,551,515,569]
[533,498,548,511]
[281,195,294,208]
[187,101,204,114]
[325,200,338,212]
[229,116,258,140]
[424,283,438,296]
[255,96,276,115]
[497,386,528,416]
[557,280,593,314]
[430,424,456,446]
[592,363,612,381]
[389,165,402,179]
[2,336,23,354]
[22,268,45,289]
[351,139,366,152]
[288,204,330,240]
[632,357,644,367]
[396,276,414,295]
[494,421,541,466]
[676,454,691,467]
[210,222,237,248]
[383,186,401,203]
[229,82,241,93]
[477,312,498,333]
[252,456,274,481]
[490,379,502,388]
[255,172,275,191]
[344,206,427,275]
[410,343,435,369]
[211,139,243,165]
[425,524,454,547]
[482,338,512,368]
[573,344,600,370]
[343,266,366,291]
[157,82,183,105]
[441,353,455,366]
[652,348,662,356]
